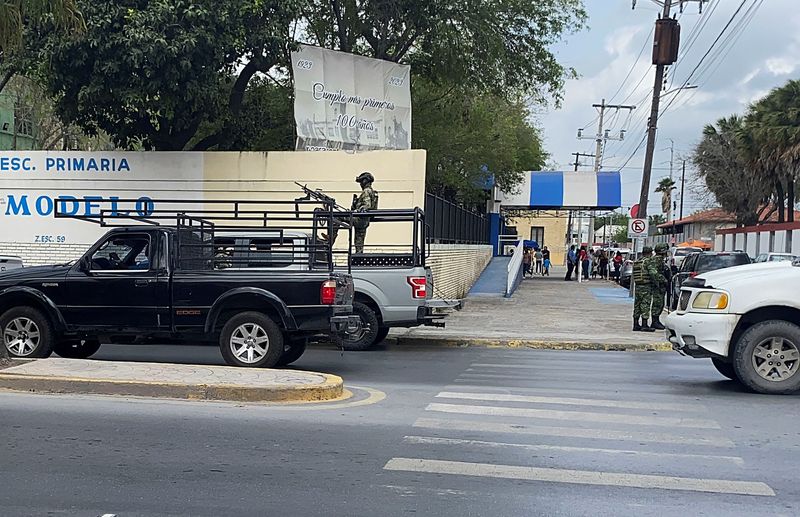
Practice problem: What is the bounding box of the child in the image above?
[542,257,551,276]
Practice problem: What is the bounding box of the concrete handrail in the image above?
[506,240,524,296]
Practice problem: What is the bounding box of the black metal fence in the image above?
[425,193,489,244]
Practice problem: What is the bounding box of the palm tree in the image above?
[655,177,677,219]
[745,80,800,222]
[0,0,84,93]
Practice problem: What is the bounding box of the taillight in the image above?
[689,272,698,278]
[407,276,427,299]
[321,280,337,304]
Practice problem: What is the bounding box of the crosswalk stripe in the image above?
[452,377,694,393]
[413,417,735,447]
[446,383,698,400]
[435,391,702,412]
[402,435,745,466]
[426,403,721,429]
[383,458,775,496]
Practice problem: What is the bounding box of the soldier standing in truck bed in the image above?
[353,172,379,253]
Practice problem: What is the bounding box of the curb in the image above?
[0,370,345,403]
[390,336,672,352]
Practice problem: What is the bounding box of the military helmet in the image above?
[642,246,653,255]
[356,171,375,184]
[655,243,669,254]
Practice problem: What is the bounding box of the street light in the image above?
[661,84,698,97]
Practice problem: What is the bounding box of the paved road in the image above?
[1,345,798,516]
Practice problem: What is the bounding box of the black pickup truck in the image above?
[0,221,359,368]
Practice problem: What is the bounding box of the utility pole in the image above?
[679,159,686,220]
[578,99,636,247]
[634,0,705,219]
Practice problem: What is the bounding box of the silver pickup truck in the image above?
[215,208,449,351]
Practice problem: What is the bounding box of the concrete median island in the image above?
[0,358,345,403]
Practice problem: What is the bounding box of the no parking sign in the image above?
[628,218,649,239]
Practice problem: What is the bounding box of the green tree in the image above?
[654,177,676,217]
[413,79,546,203]
[23,0,298,150]
[301,0,586,101]
[745,79,800,222]
[693,115,771,226]
[0,0,84,93]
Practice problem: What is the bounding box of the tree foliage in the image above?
[24,0,298,150]
[693,80,800,226]
[413,79,546,203]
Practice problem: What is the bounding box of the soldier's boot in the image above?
[640,319,656,333]
[632,317,642,332]
[650,316,666,331]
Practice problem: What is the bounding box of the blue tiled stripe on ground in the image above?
[589,287,633,305]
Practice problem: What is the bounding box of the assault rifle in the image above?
[294,182,347,213]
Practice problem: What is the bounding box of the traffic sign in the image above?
[628,218,649,239]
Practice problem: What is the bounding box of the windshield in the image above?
[697,254,751,273]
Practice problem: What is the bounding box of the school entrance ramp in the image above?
[467,256,511,298]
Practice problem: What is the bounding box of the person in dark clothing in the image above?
[565,245,577,281]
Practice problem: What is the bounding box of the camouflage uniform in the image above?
[353,184,378,253]
[647,243,670,329]
[632,251,653,321]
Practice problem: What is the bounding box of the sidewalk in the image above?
[0,359,344,402]
[394,267,670,350]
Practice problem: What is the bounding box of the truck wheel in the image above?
[1,306,54,359]
[343,302,380,351]
[374,326,390,345]
[710,358,737,381]
[54,339,102,359]
[219,312,283,368]
[733,320,800,394]
[276,340,307,367]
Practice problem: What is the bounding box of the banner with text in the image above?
[291,45,411,152]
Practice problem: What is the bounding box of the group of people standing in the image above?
[631,243,671,332]
[523,247,551,277]
[565,246,617,281]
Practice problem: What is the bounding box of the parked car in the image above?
[0,256,23,272]
[619,259,634,288]
[754,252,797,263]
[214,220,448,353]
[669,251,751,309]
[665,260,800,394]
[669,246,703,269]
[0,202,360,368]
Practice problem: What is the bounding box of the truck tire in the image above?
[374,326,390,345]
[732,320,800,395]
[343,302,380,351]
[710,358,737,381]
[53,338,102,359]
[219,312,283,368]
[276,340,307,367]
[1,306,54,359]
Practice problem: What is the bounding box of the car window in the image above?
[769,254,795,262]
[755,254,767,263]
[247,238,294,268]
[91,234,150,271]
[696,254,750,273]
[681,254,698,272]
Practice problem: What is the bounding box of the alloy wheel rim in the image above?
[752,337,800,382]
[346,317,371,342]
[4,317,41,357]
[230,323,269,364]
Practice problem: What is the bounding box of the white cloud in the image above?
[765,56,798,76]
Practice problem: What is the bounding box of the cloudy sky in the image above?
[539,0,797,216]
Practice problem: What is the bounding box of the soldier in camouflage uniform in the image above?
[632,246,655,332]
[647,243,671,330]
[353,172,379,253]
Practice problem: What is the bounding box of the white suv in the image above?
[665,260,800,394]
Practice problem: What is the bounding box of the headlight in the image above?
[692,291,729,310]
